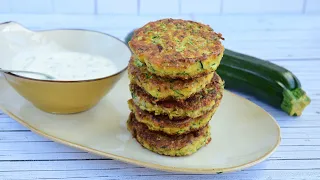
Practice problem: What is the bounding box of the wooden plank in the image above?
[224,48,320,60]
[273,60,320,71]
[1,170,320,180]
[281,139,320,146]
[224,46,320,60]
[0,159,319,171]
[0,159,319,180]
[0,116,12,121]
[0,131,50,142]
[224,39,320,50]
[0,121,29,131]
[270,151,320,160]
[0,112,7,117]
[1,139,320,160]
[305,0,320,13]
[0,147,319,161]
[0,152,104,161]
[277,145,320,151]
[0,141,83,153]
[222,29,320,41]
[193,15,320,31]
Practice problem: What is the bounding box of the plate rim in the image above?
[0,90,281,174]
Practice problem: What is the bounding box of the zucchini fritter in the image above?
[130,72,224,119]
[128,56,214,100]
[127,113,211,156]
[128,99,219,135]
[128,18,224,79]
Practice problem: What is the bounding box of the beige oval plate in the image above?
[0,72,281,174]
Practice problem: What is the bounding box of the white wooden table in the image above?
[0,14,319,180]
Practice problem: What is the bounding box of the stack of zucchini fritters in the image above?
[127,18,225,156]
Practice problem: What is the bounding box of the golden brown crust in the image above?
[129,18,224,63]
[128,18,224,79]
[128,99,220,135]
[127,113,211,151]
[128,56,214,100]
[130,72,223,113]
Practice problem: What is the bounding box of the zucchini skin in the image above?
[217,65,283,108]
[221,49,301,90]
[218,49,311,116]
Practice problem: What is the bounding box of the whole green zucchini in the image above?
[218,49,310,116]
[124,30,311,116]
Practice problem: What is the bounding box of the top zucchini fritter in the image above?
[128,18,224,79]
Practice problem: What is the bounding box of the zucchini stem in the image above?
[281,87,311,116]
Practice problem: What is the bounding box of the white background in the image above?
[0,0,319,14]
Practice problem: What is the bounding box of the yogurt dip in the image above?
[2,23,119,81]
[11,51,118,81]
